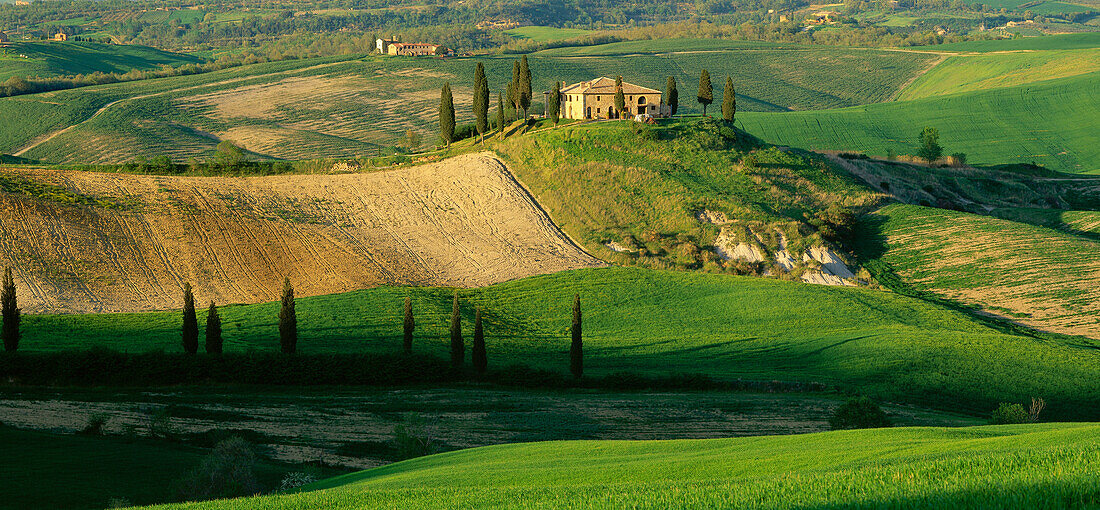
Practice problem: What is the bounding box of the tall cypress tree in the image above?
[206,301,222,354]
[1,267,19,352]
[697,69,713,116]
[570,293,582,378]
[450,291,464,368]
[182,282,199,354]
[549,81,561,125]
[473,62,489,143]
[508,60,521,111]
[614,76,625,119]
[518,55,532,120]
[496,93,505,137]
[472,307,486,374]
[279,278,297,354]
[403,296,415,355]
[722,77,736,123]
[665,76,678,116]
[439,82,455,147]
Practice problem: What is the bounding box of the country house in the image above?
[556,77,663,120]
[375,38,450,56]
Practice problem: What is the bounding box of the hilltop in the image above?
[0,41,203,81]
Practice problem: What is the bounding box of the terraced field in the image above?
[140,423,1100,509]
[864,203,1100,337]
[0,153,599,313]
[2,40,940,163]
[739,72,1100,173]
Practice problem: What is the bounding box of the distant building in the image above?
[376,38,450,56]
[555,77,663,120]
[53,32,68,41]
[805,11,839,24]
[14,0,29,5]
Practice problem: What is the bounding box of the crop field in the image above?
[0,42,203,81]
[932,31,1100,51]
[2,41,940,162]
[0,153,599,313]
[896,48,1100,100]
[139,423,1100,509]
[16,266,1100,416]
[738,72,1100,173]
[0,425,304,510]
[863,203,1100,337]
[505,26,593,42]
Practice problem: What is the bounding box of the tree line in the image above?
[0,268,587,378]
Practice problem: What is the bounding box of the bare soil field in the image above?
[0,388,979,469]
[0,153,601,313]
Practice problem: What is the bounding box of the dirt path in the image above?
[0,153,603,313]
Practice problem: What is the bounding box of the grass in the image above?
[0,425,303,510]
[504,26,593,42]
[932,31,1100,52]
[16,266,1100,417]
[0,41,203,81]
[737,71,1100,173]
[138,423,1100,509]
[0,40,939,162]
[896,48,1100,100]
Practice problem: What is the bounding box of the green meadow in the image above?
[0,41,203,80]
[896,48,1100,100]
[140,423,1100,510]
[18,266,1100,417]
[504,26,593,42]
[738,72,1100,173]
[932,31,1100,52]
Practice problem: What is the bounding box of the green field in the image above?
[0,42,203,81]
[738,72,1100,173]
[0,40,940,162]
[140,423,1100,509]
[17,266,1100,417]
[504,26,593,42]
[0,425,304,510]
[897,48,1100,99]
[932,31,1100,52]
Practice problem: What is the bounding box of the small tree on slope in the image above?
[722,77,736,123]
[917,126,943,165]
[182,282,199,354]
[1,267,19,352]
[206,301,223,354]
[279,278,297,354]
[665,76,678,116]
[439,82,455,147]
[697,69,713,116]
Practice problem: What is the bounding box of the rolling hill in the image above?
[0,153,599,313]
[137,423,1100,509]
[896,48,1100,100]
[0,41,203,81]
[738,71,1100,173]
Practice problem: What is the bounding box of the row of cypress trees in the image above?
[180,278,295,355]
[694,69,737,123]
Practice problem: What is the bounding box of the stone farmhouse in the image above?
[555,77,664,120]
[375,38,451,56]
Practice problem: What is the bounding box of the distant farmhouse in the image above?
[556,77,664,120]
[375,37,451,57]
[53,32,67,41]
[13,0,29,5]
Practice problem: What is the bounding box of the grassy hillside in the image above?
[860,203,1100,338]
[505,26,593,42]
[0,41,939,162]
[932,31,1100,51]
[0,425,301,510]
[897,48,1100,100]
[0,41,203,80]
[18,266,1100,416]
[140,423,1100,509]
[738,72,1100,173]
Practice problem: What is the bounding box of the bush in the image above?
[829,397,892,430]
[393,413,442,460]
[174,437,260,502]
[277,472,318,492]
[990,402,1030,424]
[80,413,109,436]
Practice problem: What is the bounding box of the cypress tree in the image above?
[472,307,486,374]
[549,81,561,125]
[518,55,532,120]
[439,82,455,147]
[508,60,521,111]
[450,291,464,368]
[614,76,625,119]
[403,296,415,355]
[206,301,222,354]
[1,267,19,352]
[697,69,713,116]
[570,293,582,378]
[722,77,736,123]
[496,93,505,138]
[473,62,489,143]
[182,282,199,354]
[665,76,678,116]
[279,278,297,354]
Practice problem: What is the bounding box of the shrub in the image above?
[1028,397,1046,422]
[393,414,441,460]
[80,413,109,436]
[949,152,968,167]
[991,402,1030,424]
[174,437,260,502]
[829,397,892,430]
[277,472,318,492]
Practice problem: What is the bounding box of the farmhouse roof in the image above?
[560,77,660,95]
